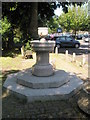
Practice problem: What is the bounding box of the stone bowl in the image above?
[31,40,55,52]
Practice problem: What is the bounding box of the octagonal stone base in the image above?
[16,69,69,89]
[3,69,84,102]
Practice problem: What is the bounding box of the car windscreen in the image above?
[59,36,65,41]
[66,36,73,41]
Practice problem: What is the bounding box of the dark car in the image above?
[53,36,59,41]
[76,34,83,40]
[55,35,80,48]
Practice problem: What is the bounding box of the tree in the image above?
[0,16,13,49]
[2,2,57,40]
[57,2,84,13]
[2,2,87,50]
[47,16,59,33]
[58,4,88,35]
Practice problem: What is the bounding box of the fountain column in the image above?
[31,40,55,76]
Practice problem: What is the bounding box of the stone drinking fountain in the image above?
[3,29,84,102]
[31,39,55,77]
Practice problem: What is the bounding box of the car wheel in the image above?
[75,44,79,48]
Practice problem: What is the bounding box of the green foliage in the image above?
[88,16,90,30]
[47,3,89,34]
[47,16,59,33]
[13,28,22,43]
[24,41,32,51]
[2,2,57,41]
[0,17,12,49]
[0,16,11,35]
[58,4,88,34]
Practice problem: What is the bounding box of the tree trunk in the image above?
[8,27,14,49]
[29,2,38,39]
[74,30,76,38]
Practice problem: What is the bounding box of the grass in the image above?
[50,54,88,79]
[1,53,35,71]
[1,50,89,83]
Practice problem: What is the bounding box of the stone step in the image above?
[16,69,70,89]
[3,72,84,102]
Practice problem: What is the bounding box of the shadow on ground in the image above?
[2,70,20,85]
[58,47,89,56]
[2,48,21,58]
[1,70,90,119]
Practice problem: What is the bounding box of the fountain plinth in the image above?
[31,39,55,76]
[3,37,84,102]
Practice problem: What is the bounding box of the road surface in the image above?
[57,40,90,65]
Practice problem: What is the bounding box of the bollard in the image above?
[73,53,76,62]
[50,59,56,69]
[66,50,68,60]
[83,54,86,65]
[55,47,58,54]
[79,61,82,67]
[21,45,25,57]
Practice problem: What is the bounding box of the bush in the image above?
[24,41,32,51]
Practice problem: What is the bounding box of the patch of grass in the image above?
[1,51,89,84]
[50,53,88,79]
[1,55,21,70]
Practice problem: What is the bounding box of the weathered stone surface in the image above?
[16,69,69,89]
[3,71,83,102]
[31,40,55,76]
[31,40,55,52]
[32,64,54,77]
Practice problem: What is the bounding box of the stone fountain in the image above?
[3,35,84,102]
[31,39,55,77]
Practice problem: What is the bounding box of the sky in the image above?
[54,2,88,16]
[54,6,63,16]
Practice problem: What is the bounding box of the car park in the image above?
[55,35,80,48]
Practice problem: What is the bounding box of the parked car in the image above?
[55,35,80,48]
[53,36,59,41]
[82,34,90,42]
[76,34,83,40]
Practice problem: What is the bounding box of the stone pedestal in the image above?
[31,40,55,76]
[3,39,84,102]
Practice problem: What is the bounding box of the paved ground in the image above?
[2,88,90,119]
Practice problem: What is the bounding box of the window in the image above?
[66,36,73,41]
[59,36,65,41]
